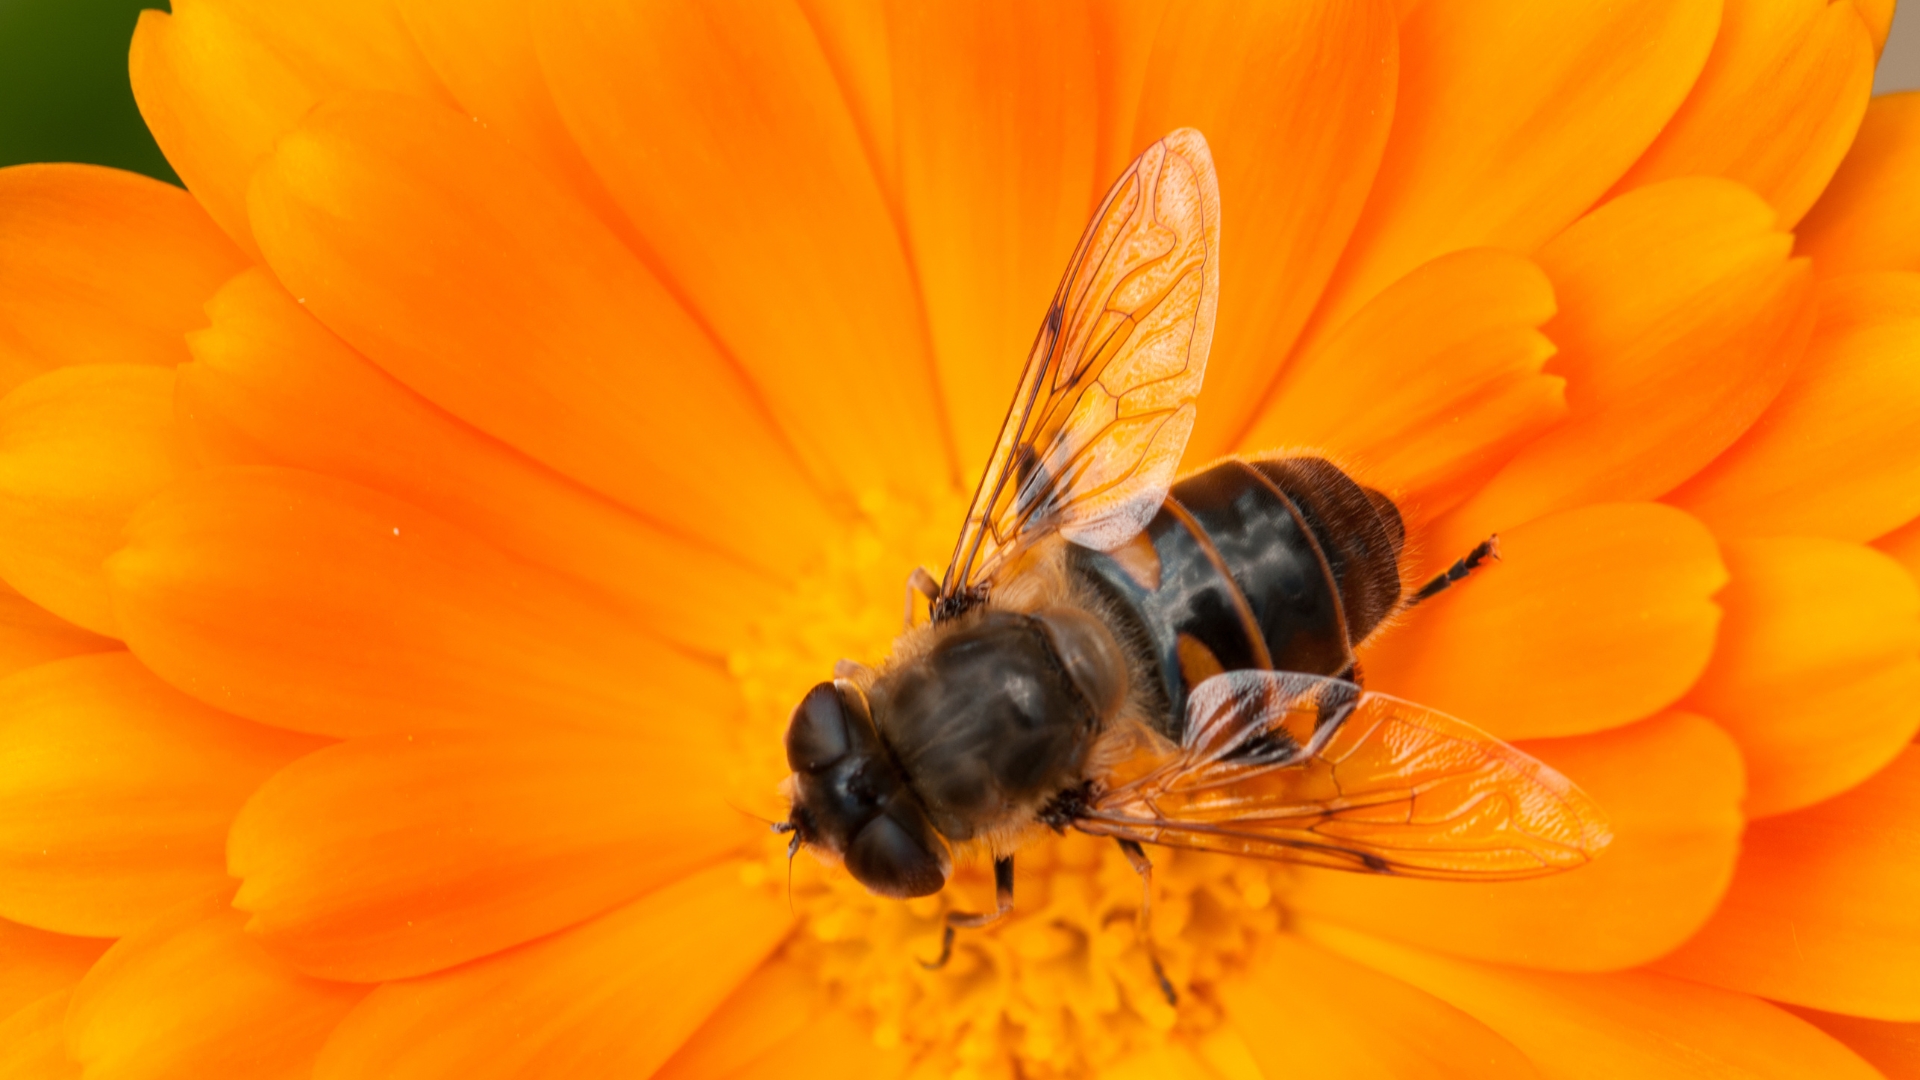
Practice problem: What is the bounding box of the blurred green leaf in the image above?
[0,0,175,182]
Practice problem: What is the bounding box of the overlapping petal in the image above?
[1655,746,1920,1020]
[1786,1007,1920,1080]
[0,653,320,937]
[1361,503,1726,740]
[1287,711,1745,971]
[107,467,736,738]
[0,920,108,1019]
[0,991,80,1080]
[229,729,752,981]
[312,862,790,1080]
[1686,537,1920,816]
[1798,93,1920,276]
[0,365,194,635]
[0,583,113,681]
[68,893,368,1080]
[0,164,244,394]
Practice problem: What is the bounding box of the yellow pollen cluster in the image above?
[728,492,1292,1078]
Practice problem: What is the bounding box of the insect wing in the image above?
[939,129,1221,609]
[1079,670,1614,879]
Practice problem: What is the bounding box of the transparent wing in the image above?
[937,128,1220,615]
[1077,670,1613,880]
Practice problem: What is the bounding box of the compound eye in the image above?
[786,682,852,773]
[844,811,949,899]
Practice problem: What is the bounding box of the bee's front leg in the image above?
[1118,839,1177,1006]
[922,855,1014,970]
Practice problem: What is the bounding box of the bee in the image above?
[776,129,1612,990]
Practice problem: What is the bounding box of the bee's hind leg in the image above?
[922,856,1014,971]
[1118,839,1178,1006]
[904,567,940,630]
[1407,535,1501,608]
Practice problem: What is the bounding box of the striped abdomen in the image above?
[1069,457,1406,736]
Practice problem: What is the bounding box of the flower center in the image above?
[728,491,1288,1077]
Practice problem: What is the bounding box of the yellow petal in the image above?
[1687,537,1920,816]
[1362,503,1726,740]
[0,653,319,937]
[313,862,791,1080]
[246,94,837,576]
[0,990,79,1080]
[0,365,194,636]
[0,582,113,682]
[891,0,1098,479]
[534,0,951,496]
[180,269,768,656]
[1654,745,1920,1020]
[229,730,753,981]
[1243,248,1563,519]
[108,467,737,738]
[1436,178,1813,551]
[0,920,107,1020]
[0,164,244,395]
[1611,0,1874,227]
[1308,0,1721,338]
[1855,0,1896,53]
[1798,92,1920,276]
[1289,711,1744,971]
[1667,271,1920,542]
[1784,1006,1920,1080]
[68,893,367,1080]
[1307,920,1884,1079]
[1223,934,1536,1079]
[128,0,449,256]
[1135,0,1400,462]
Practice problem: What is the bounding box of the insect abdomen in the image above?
[1069,457,1405,733]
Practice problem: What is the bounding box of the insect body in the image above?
[778,129,1610,974]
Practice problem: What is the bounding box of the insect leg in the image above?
[904,567,940,630]
[1408,535,1500,608]
[922,856,1015,971]
[1117,839,1177,1006]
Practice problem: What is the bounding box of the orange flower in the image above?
[2,0,1918,1077]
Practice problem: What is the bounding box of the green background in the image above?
[0,0,175,183]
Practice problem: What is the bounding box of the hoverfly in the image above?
[777,129,1611,992]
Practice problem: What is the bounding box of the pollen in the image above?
[728,491,1290,1078]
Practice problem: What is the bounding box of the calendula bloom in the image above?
[2,0,1919,1076]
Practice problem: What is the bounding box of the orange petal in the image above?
[1133,0,1400,462]
[0,921,108,1019]
[0,653,320,937]
[127,0,449,256]
[707,1003,912,1080]
[313,862,791,1080]
[651,958,821,1080]
[1798,92,1920,276]
[797,0,898,209]
[1435,179,1814,550]
[1785,1006,1920,1080]
[1654,745,1920,1020]
[0,365,194,636]
[0,990,79,1080]
[0,164,244,396]
[1306,920,1884,1079]
[1307,0,1721,339]
[1289,710,1744,971]
[230,729,754,981]
[107,466,737,738]
[1877,514,1920,587]
[180,268,767,657]
[1242,248,1563,519]
[1667,270,1920,542]
[1687,537,1920,817]
[1361,503,1726,740]
[68,893,366,1080]
[1089,0,1169,191]
[1610,0,1874,227]
[396,0,644,251]
[0,582,114,682]
[1222,934,1534,1078]
[891,0,1098,479]
[534,0,951,496]
[246,95,837,577]
[1856,0,1896,53]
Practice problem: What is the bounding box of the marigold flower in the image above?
[1,0,1918,1077]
